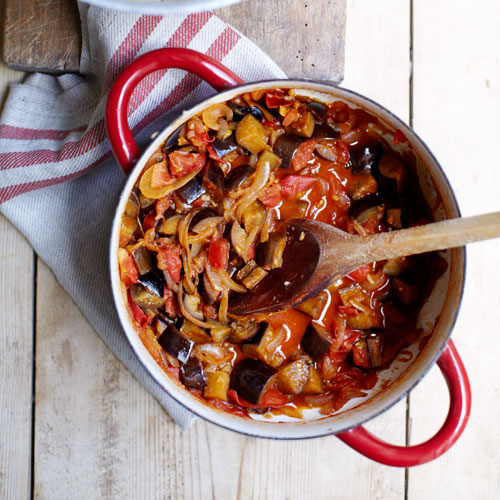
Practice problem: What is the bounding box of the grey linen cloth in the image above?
[0,4,285,426]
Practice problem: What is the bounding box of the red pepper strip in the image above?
[259,183,282,207]
[347,264,371,283]
[127,292,150,328]
[228,388,287,408]
[142,211,157,231]
[157,246,182,283]
[208,237,230,270]
[262,119,281,127]
[337,305,358,316]
[280,175,317,199]
[393,129,408,145]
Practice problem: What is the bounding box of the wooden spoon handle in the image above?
[354,211,500,263]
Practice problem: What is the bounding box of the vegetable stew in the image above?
[117,88,446,419]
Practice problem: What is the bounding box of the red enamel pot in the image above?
[106,48,471,467]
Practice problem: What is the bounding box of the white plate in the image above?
[80,0,243,15]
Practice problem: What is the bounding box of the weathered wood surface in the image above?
[0,65,33,500]
[217,0,346,81]
[408,1,500,498]
[2,0,81,73]
[1,0,346,80]
[1,0,500,499]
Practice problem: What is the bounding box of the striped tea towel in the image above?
[0,3,285,427]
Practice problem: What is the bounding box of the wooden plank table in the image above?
[1,1,500,498]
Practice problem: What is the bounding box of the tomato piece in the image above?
[291,139,316,171]
[163,287,180,317]
[208,237,230,270]
[337,305,358,316]
[228,388,287,408]
[259,183,282,207]
[186,117,210,150]
[260,388,287,407]
[329,100,350,123]
[118,248,139,287]
[280,175,317,199]
[265,89,292,109]
[150,162,172,188]
[393,129,408,145]
[262,119,281,127]
[142,211,157,231]
[155,196,172,219]
[282,108,299,127]
[164,366,180,379]
[168,151,206,178]
[157,246,182,283]
[127,292,150,327]
[347,264,371,283]
[207,144,223,162]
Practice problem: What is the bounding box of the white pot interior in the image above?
[109,81,465,439]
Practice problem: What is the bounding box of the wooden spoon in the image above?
[228,212,500,316]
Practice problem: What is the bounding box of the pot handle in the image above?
[336,340,471,467]
[106,48,245,174]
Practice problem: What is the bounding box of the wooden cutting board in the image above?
[1,0,346,81]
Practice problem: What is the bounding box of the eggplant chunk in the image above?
[366,333,384,368]
[392,277,419,305]
[131,246,154,276]
[295,293,328,320]
[306,101,328,122]
[347,173,378,201]
[227,101,251,120]
[350,142,384,175]
[242,266,268,289]
[181,357,207,390]
[273,133,304,169]
[235,260,258,282]
[204,371,230,401]
[225,165,254,192]
[211,135,239,157]
[277,358,310,395]
[200,272,221,305]
[352,338,371,369]
[242,322,286,367]
[230,358,278,405]
[229,319,259,343]
[130,284,165,309]
[259,232,287,270]
[386,208,403,229]
[137,271,165,297]
[235,114,268,154]
[382,256,413,277]
[202,164,224,203]
[302,366,324,394]
[301,323,332,362]
[348,194,385,223]
[158,324,194,364]
[311,123,340,140]
[177,176,206,204]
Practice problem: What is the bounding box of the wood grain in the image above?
[0,64,32,500]
[217,0,346,81]
[2,0,81,73]
[0,219,33,499]
[408,1,500,497]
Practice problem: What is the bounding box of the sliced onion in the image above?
[193,343,230,365]
[178,287,214,329]
[183,293,204,320]
[218,269,246,293]
[218,291,229,323]
[206,263,226,292]
[163,270,179,294]
[241,224,260,263]
[234,159,270,220]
